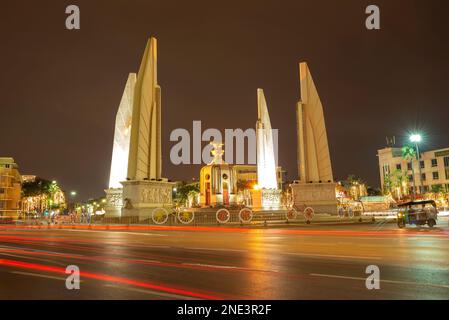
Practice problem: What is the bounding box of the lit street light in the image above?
[410,134,422,143]
[410,133,423,196]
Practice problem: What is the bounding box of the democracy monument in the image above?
[105,36,337,220]
[105,37,173,219]
[291,62,338,214]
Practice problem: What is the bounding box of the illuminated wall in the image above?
[256,89,278,190]
[108,73,136,188]
[296,62,333,183]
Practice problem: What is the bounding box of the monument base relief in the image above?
[291,182,337,215]
[121,180,174,219]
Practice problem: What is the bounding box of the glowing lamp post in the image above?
[410,134,423,195]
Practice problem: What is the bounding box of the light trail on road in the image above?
[0,258,227,300]
[1,220,448,299]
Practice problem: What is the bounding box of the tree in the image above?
[367,186,382,196]
[22,178,53,197]
[430,184,444,194]
[401,144,416,160]
[382,172,393,195]
[401,144,418,197]
[174,182,200,207]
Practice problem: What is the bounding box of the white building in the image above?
[378,147,449,196]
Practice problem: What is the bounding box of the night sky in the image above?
[1,1,448,201]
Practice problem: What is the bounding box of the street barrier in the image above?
[177,211,195,224]
[216,208,231,224]
[12,207,399,229]
[151,207,169,225]
[239,208,253,223]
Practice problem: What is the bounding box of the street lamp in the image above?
[410,134,422,143]
[70,191,77,197]
[410,133,423,196]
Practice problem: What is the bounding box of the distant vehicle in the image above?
[397,200,438,228]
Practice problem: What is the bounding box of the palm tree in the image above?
[383,172,393,195]
[402,144,417,198]
[401,144,416,160]
[392,169,408,199]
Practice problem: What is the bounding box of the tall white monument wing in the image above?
[127,37,162,180]
[256,88,278,190]
[296,62,333,183]
[108,73,136,188]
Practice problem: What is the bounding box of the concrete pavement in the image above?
[0,217,448,299]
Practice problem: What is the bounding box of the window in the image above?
[421,173,426,181]
[396,164,402,170]
[433,171,439,180]
[431,159,438,167]
[407,162,412,170]
[445,168,449,180]
[408,175,413,182]
[420,161,425,169]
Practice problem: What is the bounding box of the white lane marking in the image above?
[310,273,449,289]
[285,252,381,260]
[0,252,68,266]
[103,284,193,300]
[10,271,84,282]
[119,232,167,237]
[181,262,279,273]
[59,229,167,236]
[187,247,247,253]
[181,263,238,269]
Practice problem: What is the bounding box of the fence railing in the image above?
[12,205,386,227]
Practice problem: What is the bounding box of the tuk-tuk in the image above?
[397,200,438,228]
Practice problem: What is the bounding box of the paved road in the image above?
[0,218,448,299]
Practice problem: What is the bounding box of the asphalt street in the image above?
[0,218,448,299]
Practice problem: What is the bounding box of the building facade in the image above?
[378,147,449,197]
[0,157,22,218]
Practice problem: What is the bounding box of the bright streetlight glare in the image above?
[410,134,422,143]
[70,191,77,196]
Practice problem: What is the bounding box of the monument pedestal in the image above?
[250,189,281,210]
[121,180,174,220]
[104,188,123,217]
[250,189,262,209]
[261,189,282,210]
[291,182,337,215]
